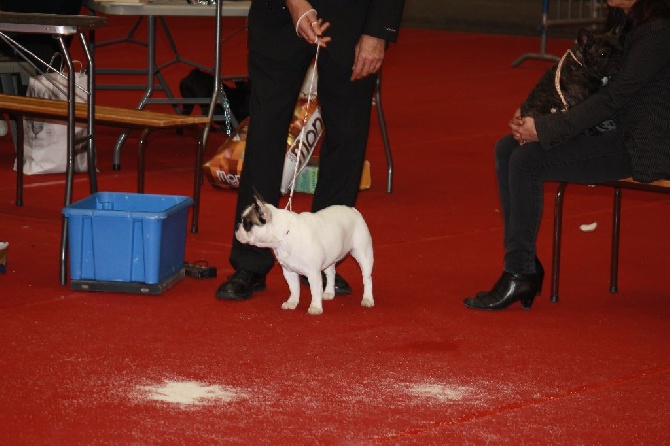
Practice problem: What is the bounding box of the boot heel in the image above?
[520,294,535,310]
[464,271,540,311]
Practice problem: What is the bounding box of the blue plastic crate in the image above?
[62,192,193,284]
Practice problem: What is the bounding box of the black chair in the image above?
[551,178,670,302]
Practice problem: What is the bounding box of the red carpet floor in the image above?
[0,15,668,445]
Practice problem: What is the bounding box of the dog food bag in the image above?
[204,98,323,192]
[203,118,249,189]
[0,241,7,274]
[204,62,323,192]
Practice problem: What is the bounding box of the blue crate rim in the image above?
[62,192,194,219]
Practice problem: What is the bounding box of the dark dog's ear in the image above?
[252,187,266,205]
[609,22,625,42]
[251,188,271,223]
[577,29,594,49]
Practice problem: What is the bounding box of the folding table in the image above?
[86,0,251,169]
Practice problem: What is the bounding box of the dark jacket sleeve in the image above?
[363,0,405,43]
[535,18,670,150]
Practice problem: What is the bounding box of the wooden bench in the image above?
[0,93,211,285]
[0,93,211,230]
[551,178,670,302]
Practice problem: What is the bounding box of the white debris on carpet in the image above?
[579,222,598,232]
[136,380,246,406]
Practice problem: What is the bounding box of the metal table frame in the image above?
[0,11,107,285]
[86,0,250,169]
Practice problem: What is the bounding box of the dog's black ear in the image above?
[609,22,625,42]
[577,29,594,49]
[252,187,266,205]
[251,187,272,223]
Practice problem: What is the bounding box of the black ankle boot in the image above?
[475,257,544,298]
[464,271,539,310]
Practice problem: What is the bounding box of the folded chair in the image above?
[551,178,670,302]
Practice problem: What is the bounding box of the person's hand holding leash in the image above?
[287,0,331,47]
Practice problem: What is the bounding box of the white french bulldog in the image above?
[235,191,374,315]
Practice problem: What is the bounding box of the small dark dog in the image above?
[521,28,623,121]
[179,68,250,126]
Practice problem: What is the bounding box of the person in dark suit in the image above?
[216,0,405,300]
[464,0,670,311]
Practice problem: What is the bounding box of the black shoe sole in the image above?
[334,283,352,296]
[215,282,266,301]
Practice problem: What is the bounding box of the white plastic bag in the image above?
[17,61,89,175]
[280,62,323,194]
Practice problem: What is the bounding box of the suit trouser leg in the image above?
[229,49,313,274]
[311,50,377,212]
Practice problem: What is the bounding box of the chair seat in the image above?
[603,177,670,192]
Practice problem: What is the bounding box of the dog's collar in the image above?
[272,228,291,257]
[554,49,584,113]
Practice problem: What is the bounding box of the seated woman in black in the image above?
[464,0,670,311]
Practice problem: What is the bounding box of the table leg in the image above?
[58,36,75,286]
[59,32,99,286]
[112,15,157,169]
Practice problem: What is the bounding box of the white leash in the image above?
[285,41,321,212]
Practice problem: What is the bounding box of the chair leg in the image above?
[551,182,567,303]
[374,71,393,194]
[610,187,622,293]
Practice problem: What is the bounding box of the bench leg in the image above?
[551,182,567,303]
[113,129,131,170]
[191,126,206,234]
[137,128,152,193]
[15,114,23,207]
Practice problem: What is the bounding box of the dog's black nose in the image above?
[242,218,253,232]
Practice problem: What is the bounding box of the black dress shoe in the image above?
[300,272,352,295]
[464,271,539,311]
[215,270,266,300]
[333,273,352,295]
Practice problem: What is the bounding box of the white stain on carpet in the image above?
[405,383,473,402]
[136,380,246,406]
